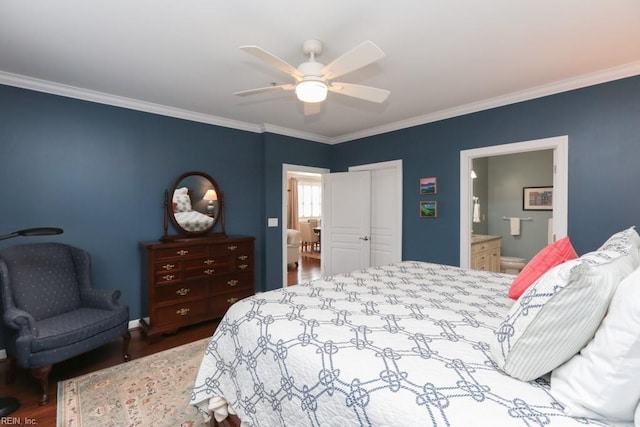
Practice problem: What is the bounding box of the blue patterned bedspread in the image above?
[191,261,618,427]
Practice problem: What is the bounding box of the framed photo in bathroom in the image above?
[523,186,553,210]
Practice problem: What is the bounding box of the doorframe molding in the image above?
[282,163,330,288]
[459,136,568,268]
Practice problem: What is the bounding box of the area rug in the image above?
[57,337,210,427]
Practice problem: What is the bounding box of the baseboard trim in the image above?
[0,318,142,361]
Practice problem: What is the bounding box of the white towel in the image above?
[510,217,521,236]
[473,200,481,223]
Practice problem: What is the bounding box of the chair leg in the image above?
[123,330,131,361]
[30,365,51,406]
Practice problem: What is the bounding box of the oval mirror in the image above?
[165,171,225,238]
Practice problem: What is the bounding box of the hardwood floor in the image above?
[287,252,321,286]
[0,321,217,425]
[0,260,319,424]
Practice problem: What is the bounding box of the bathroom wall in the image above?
[487,150,554,260]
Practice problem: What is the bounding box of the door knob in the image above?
[359,236,369,241]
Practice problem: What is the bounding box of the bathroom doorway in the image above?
[459,136,568,269]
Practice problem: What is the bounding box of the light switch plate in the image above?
[268,218,278,227]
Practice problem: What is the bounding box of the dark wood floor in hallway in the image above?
[288,253,321,286]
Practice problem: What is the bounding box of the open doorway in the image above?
[282,164,329,287]
[459,136,568,269]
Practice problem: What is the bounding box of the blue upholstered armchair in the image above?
[0,243,130,405]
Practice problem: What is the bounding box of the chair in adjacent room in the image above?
[286,229,302,269]
[299,221,319,252]
[0,242,131,405]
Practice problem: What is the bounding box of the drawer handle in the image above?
[238,264,248,270]
[227,245,238,251]
[162,263,175,270]
[227,279,239,287]
[163,274,175,281]
[176,249,189,256]
[204,259,215,265]
[176,288,190,296]
[204,269,215,275]
[238,255,248,261]
[176,308,190,316]
[227,297,238,304]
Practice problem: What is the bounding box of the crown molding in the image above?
[331,61,640,144]
[0,71,263,134]
[2,61,640,145]
[261,123,333,144]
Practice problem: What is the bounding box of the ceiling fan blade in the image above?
[239,46,303,80]
[303,102,322,116]
[321,40,385,80]
[234,84,295,97]
[328,82,390,103]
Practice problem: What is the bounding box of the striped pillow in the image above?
[490,244,638,381]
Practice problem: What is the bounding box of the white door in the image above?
[322,171,371,275]
[356,165,401,267]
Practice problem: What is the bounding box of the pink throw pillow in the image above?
[508,236,578,300]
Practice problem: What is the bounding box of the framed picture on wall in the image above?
[523,186,553,210]
[420,201,438,218]
[420,177,437,194]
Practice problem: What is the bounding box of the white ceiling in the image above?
[2,1,640,144]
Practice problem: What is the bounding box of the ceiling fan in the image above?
[234,39,390,106]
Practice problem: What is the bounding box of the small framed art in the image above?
[419,177,437,195]
[523,186,553,211]
[420,201,438,218]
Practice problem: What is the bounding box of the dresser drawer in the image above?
[208,289,254,318]
[154,260,182,274]
[156,300,208,326]
[155,245,208,260]
[154,270,183,285]
[155,280,209,304]
[184,262,231,279]
[213,273,253,293]
[210,242,253,256]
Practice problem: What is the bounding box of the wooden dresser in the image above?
[139,235,255,342]
[471,235,502,272]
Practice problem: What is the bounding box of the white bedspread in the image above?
[191,261,620,427]
[174,210,213,232]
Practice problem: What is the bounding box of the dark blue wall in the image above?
[262,133,332,290]
[2,75,640,349]
[331,76,640,262]
[0,85,307,335]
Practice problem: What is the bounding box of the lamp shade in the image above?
[295,80,327,103]
[203,189,217,201]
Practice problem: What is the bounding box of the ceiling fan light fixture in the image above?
[295,80,327,103]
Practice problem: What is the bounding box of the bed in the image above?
[173,210,214,232]
[191,242,640,427]
[172,186,214,232]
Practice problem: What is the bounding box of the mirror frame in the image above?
[162,171,226,240]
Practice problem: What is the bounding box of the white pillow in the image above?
[598,226,640,252]
[550,264,640,422]
[172,187,192,213]
[490,245,638,381]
